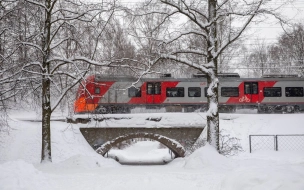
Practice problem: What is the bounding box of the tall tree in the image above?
[17,0,117,162]
[129,0,288,151]
[248,39,269,77]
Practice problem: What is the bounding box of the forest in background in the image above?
[1,0,303,109]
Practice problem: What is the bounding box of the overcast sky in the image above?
[248,0,304,44]
[118,0,304,42]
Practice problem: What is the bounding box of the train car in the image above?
[74,74,304,114]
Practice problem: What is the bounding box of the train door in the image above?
[146,82,161,104]
[244,82,259,103]
[107,88,118,103]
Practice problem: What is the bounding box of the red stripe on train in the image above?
[226,81,277,104]
[128,81,179,104]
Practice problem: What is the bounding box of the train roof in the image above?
[93,74,304,82]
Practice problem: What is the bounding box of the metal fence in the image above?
[249,134,304,153]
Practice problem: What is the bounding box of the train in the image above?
[74,73,304,114]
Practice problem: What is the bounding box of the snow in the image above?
[108,141,173,164]
[0,160,52,190]
[72,112,205,128]
[1,110,304,190]
[183,144,237,170]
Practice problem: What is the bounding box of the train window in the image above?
[147,82,161,95]
[245,84,250,94]
[244,82,258,94]
[264,87,281,97]
[166,87,184,97]
[252,83,258,94]
[95,87,100,94]
[147,83,153,94]
[188,87,201,97]
[285,87,304,97]
[154,82,161,95]
[128,86,141,97]
[221,87,239,97]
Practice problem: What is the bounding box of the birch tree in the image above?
[129,0,288,151]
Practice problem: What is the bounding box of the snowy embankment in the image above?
[1,110,304,190]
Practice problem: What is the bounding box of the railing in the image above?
[249,134,304,153]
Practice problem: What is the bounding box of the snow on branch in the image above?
[131,9,179,20]
[171,49,207,57]
[22,61,44,72]
[162,29,207,45]
[153,53,213,74]
[49,56,142,68]
[20,42,45,55]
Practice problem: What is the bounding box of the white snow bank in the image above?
[54,154,120,169]
[222,164,304,190]
[0,160,52,190]
[50,122,106,163]
[183,144,237,169]
[0,119,121,169]
[168,144,237,169]
[237,151,304,165]
[167,157,186,167]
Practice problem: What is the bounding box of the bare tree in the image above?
[99,18,137,76]
[240,22,304,77]
[128,0,288,151]
[14,0,120,162]
[246,38,269,77]
[0,0,25,131]
[219,129,243,156]
[274,23,304,76]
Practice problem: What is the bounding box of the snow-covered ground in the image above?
[1,110,304,190]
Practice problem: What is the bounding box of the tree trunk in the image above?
[206,0,220,151]
[41,0,52,162]
[41,74,52,162]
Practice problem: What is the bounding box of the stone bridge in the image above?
[80,126,204,158]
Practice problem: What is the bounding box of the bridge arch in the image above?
[95,132,186,157]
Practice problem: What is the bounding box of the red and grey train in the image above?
[74,73,304,114]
